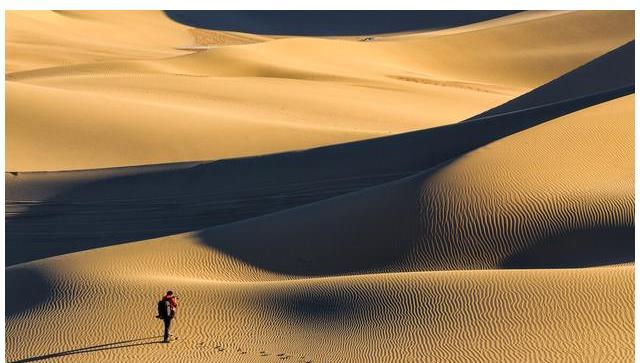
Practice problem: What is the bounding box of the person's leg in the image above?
[163,318,171,342]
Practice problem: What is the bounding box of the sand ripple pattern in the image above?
[412,95,634,271]
[5,265,633,362]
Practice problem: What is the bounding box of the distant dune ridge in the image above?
[4,10,635,363]
[6,10,634,171]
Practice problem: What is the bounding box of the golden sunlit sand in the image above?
[4,10,635,362]
[5,10,633,171]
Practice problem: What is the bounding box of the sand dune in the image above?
[5,11,269,73]
[6,10,633,171]
[6,40,633,265]
[19,93,627,282]
[5,11,192,73]
[6,260,633,362]
[5,10,635,363]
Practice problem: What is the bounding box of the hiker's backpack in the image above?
[157,299,171,319]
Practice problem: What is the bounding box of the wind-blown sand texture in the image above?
[5,10,635,363]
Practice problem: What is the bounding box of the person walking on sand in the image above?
[157,290,178,343]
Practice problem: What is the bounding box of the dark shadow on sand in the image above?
[10,337,164,363]
[5,267,51,318]
[502,226,634,269]
[195,170,427,276]
[164,10,520,36]
[266,288,377,328]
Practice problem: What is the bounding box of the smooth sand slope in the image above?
[5,11,192,73]
[5,10,635,363]
[5,10,268,73]
[6,10,634,171]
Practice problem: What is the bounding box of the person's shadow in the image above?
[11,336,164,362]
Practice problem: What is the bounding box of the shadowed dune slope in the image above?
[6,11,634,171]
[6,40,634,265]
[165,10,520,36]
[41,94,629,280]
[469,40,636,120]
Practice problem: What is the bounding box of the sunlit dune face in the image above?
[5,10,633,171]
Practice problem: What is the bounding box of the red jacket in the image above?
[163,294,177,311]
